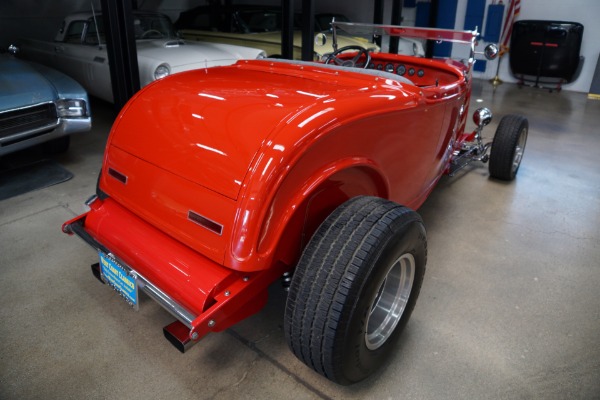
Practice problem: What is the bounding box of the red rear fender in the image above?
[266,163,389,268]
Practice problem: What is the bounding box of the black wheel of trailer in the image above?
[284,196,427,385]
[489,115,529,181]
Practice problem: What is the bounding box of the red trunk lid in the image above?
[108,61,359,200]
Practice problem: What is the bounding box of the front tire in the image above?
[284,196,427,385]
[489,115,528,180]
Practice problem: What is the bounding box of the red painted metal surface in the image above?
[63,196,284,341]
[82,197,236,316]
[101,58,469,271]
[66,50,473,341]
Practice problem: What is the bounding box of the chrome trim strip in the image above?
[0,120,60,144]
[85,194,98,206]
[0,117,91,156]
[69,219,197,328]
[0,100,55,116]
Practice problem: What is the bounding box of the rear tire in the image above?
[489,115,528,180]
[284,196,427,385]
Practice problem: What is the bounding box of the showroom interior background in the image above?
[1,0,598,92]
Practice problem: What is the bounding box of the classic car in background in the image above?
[314,12,349,31]
[312,12,425,57]
[17,11,266,103]
[63,21,527,385]
[174,4,381,59]
[0,47,91,156]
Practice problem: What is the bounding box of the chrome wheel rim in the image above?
[365,253,415,350]
[512,128,528,174]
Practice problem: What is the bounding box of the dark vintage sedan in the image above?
[63,21,527,385]
[0,47,91,156]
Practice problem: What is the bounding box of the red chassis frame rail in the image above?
[62,197,288,352]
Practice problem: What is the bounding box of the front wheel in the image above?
[284,196,427,385]
[489,115,528,180]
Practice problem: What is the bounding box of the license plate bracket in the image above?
[99,251,139,310]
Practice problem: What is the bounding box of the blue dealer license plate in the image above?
[99,251,138,309]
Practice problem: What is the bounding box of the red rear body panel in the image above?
[65,55,471,343]
[98,59,469,271]
[84,197,235,316]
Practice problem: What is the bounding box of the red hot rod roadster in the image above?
[63,21,528,385]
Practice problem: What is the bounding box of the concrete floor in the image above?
[1,79,599,399]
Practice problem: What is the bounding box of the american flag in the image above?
[500,0,522,53]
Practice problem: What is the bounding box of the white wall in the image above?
[457,0,599,93]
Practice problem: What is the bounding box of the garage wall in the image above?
[455,0,600,93]
[1,0,598,93]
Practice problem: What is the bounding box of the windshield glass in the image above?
[86,14,178,44]
[332,21,477,62]
[333,21,476,44]
[134,14,177,39]
[238,10,344,33]
[238,10,284,33]
[315,13,350,32]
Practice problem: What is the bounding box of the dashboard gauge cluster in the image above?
[368,62,425,79]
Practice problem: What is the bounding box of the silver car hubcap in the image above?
[512,128,528,174]
[365,253,415,350]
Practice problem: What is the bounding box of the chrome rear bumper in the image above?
[62,196,285,353]
[66,215,197,328]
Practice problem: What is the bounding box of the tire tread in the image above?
[489,115,528,180]
[285,196,426,384]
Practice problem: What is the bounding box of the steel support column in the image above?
[301,0,315,61]
[425,0,440,58]
[100,0,140,110]
[281,0,294,59]
[389,0,404,53]
[373,0,384,48]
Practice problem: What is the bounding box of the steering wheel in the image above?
[141,29,163,39]
[324,46,371,69]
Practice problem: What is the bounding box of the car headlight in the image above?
[256,51,267,59]
[154,64,170,80]
[57,99,87,118]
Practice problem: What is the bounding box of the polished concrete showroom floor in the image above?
[1,79,599,399]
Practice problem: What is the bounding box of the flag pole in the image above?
[490,0,520,88]
[490,54,504,87]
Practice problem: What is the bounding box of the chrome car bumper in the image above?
[65,213,198,329]
[0,117,91,156]
[63,196,287,353]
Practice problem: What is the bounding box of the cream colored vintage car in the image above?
[174,5,381,60]
[18,11,266,103]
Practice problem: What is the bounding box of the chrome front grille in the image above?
[0,102,58,140]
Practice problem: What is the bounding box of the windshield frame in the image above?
[331,21,479,66]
